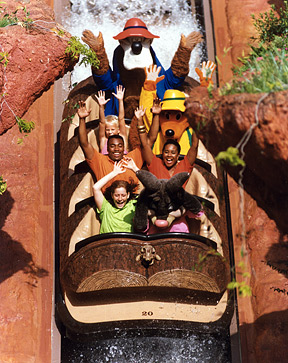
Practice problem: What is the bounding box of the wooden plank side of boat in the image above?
[56,77,234,338]
[62,233,228,299]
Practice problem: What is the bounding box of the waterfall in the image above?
[62,0,202,84]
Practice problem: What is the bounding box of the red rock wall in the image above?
[211,0,288,361]
[0,0,55,362]
[0,0,75,134]
[211,0,272,83]
[0,90,54,362]
[229,179,288,362]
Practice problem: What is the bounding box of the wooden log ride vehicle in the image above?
[56,77,234,340]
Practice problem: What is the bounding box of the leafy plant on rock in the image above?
[0,5,69,140]
[220,1,288,95]
[192,249,225,272]
[251,1,288,43]
[65,36,100,68]
[0,5,33,28]
[227,260,252,297]
[16,117,35,133]
[0,51,9,67]
[0,175,7,195]
[215,147,245,167]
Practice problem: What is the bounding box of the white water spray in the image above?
[62,0,202,84]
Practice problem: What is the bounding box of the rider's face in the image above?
[105,122,119,138]
[111,187,130,209]
[107,137,124,161]
[162,144,179,169]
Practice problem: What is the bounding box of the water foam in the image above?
[62,0,202,84]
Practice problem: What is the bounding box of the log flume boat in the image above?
[55,76,235,341]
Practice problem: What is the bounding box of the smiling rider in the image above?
[77,101,143,192]
[134,92,199,184]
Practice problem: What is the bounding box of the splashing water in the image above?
[62,0,202,84]
[62,331,231,362]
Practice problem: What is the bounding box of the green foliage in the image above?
[21,7,33,29]
[220,2,288,96]
[0,51,9,67]
[227,279,252,297]
[62,101,79,123]
[16,117,35,133]
[62,115,75,123]
[207,82,214,98]
[215,147,245,167]
[192,249,225,272]
[65,36,100,68]
[220,47,288,95]
[195,119,206,132]
[0,5,33,28]
[57,29,65,36]
[204,99,217,112]
[227,260,252,297]
[251,1,288,43]
[0,7,18,27]
[0,175,7,195]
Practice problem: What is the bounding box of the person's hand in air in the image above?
[195,60,216,87]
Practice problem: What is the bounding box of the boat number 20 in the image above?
[142,311,153,316]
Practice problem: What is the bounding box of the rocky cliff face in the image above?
[0,1,76,361]
[0,0,76,134]
[185,85,288,361]
[208,1,288,359]
[185,87,288,233]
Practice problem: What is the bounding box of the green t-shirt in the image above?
[97,198,137,234]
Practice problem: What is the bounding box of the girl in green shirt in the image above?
[93,159,139,234]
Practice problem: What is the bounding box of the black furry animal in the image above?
[134,170,202,232]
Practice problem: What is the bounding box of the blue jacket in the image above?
[92,45,185,116]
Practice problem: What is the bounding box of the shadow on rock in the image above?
[264,234,288,279]
[236,309,288,362]
[0,190,48,285]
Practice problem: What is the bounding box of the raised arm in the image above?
[95,90,110,151]
[134,106,154,165]
[92,161,125,210]
[112,85,128,149]
[77,100,94,160]
[147,96,162,146]
[112,85,125,126]
[186,130,199,165]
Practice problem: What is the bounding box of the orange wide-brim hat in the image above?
[113,18,159,40]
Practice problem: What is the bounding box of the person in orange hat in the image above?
[82,18,203,118]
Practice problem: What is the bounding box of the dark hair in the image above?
[107,134,124,145]
[104,179,138,204]
[162,139,181,154]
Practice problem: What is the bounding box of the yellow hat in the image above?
[161,89,186,112]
